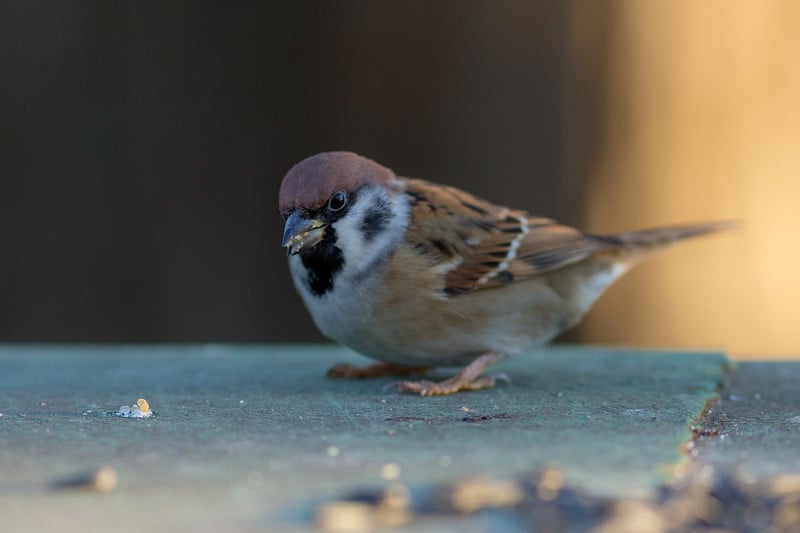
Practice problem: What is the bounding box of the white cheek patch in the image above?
[332,185,410,279]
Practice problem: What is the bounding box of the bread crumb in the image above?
[116,398,153,418]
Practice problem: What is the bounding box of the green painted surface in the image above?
[692,361,800,477]
[0,345,727,532]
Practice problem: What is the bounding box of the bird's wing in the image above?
[401,178,615,296]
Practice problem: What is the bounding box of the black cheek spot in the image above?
[360,200,393,241]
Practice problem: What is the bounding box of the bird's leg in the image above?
[393,352,508,396]
[327,362,430,379]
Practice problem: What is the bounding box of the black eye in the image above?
[327,191,347,212]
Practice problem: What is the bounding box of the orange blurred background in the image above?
[565,1,800,358]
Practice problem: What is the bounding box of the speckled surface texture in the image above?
[691,361,800,477]
[0,345,733,532]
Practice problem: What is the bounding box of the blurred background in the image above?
[2,2,798,358]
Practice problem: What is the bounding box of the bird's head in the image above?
[279,151,399,257]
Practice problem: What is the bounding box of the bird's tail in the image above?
[598,221,739,263]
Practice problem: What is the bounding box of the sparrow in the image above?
[279,151,731,396]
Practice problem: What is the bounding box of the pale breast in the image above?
[328,252,630,367]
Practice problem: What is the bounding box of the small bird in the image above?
[279,152,731,396]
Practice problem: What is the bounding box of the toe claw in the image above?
[327,363,355,378]
[376,353,507,396]
[388,380,434,395]
[493,373,512,385]
[382,380,403,393]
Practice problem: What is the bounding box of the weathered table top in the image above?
[0,345,796,532]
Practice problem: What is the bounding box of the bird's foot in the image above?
[389,352,508,396]
[391,373,510,396]
[327,362,430,379]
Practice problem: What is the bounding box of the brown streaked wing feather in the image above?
[400,178,615,295]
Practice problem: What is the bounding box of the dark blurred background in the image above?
[3,2,797,356]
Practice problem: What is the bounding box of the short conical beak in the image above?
[282,211,326,256]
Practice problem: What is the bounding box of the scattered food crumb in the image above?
[116,398,153,418]
[595,500,665,533]
[535,467,565,502]
[51,466,118,493]
[460,406,470,412]
[316,501,376,533]
[316,468,800,533]
[380,463,401,481]
[317,484,411,532]
[451,476,524,512]
[769,474,800,496]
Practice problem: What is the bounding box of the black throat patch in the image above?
[300,226,344,297]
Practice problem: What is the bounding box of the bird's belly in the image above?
[338,278,577,367]
[295,258,623,368]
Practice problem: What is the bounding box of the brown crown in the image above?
[279,152,396,212]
